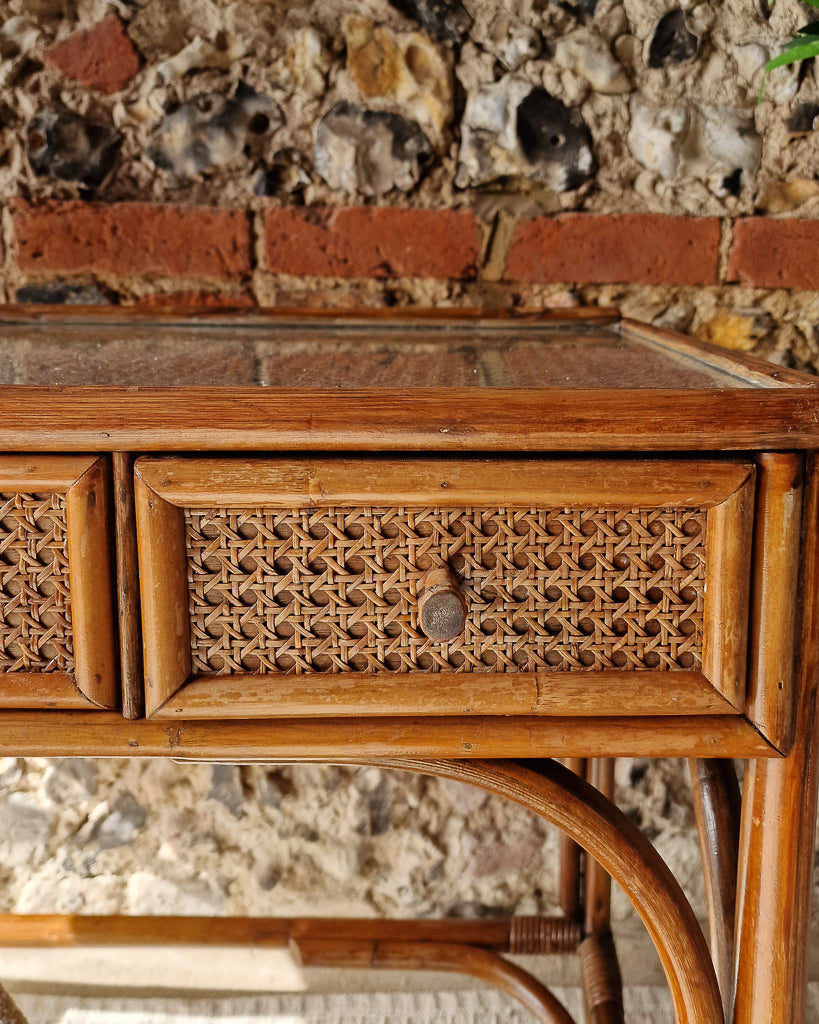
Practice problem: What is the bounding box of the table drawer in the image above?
[135,457,754,719]
[0,456,117,710]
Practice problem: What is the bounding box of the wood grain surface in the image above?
[702,471,755,710]
[0,388,818,451]
[151,669,735,720]
[0,455,98,491]
[745,453,803,750]
[0,674,90,709]
[135,456,753,509]
[0,710,777,758]
[65,457,118,708]
[134,474,191,715]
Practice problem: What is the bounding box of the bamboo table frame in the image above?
[0,306,816,1024]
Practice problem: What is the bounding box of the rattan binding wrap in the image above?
[0,492,73,672]
[579,934,624,1019]
[186,505,705,676]
[508,916,582,955]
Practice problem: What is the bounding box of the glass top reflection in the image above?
[0,316,765,389]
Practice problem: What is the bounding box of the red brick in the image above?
[505,214,721,286]
[265,207,480,279]
[727,218,819,289]
[12,201,252,280]
[43,15,141,95]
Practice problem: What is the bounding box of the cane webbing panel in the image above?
[0,492,73,672]
[185,505,706,675]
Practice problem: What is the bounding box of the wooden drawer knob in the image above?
[418,568,467,642]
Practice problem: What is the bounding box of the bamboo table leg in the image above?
[733,708,819,1023]
[733,453,819,1024]
[559,758,624,1024]
[559,758,586,923]
[581,759,624,1024]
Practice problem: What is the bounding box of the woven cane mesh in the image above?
[186,505,705,675]
[0,492,73,672]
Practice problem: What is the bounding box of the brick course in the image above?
[505,214,721,286]
[727,219,819,290]
[42,15,141,95]
[7,203,816,297]
[264,207,481,279]
[12,201,253,280]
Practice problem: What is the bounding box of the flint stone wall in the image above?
[0,0,818,359]
[0,758,712,940]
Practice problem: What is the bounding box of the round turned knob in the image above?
[418,567,467,642]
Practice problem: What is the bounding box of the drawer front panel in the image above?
[0,456,118,710]
[135,457,753,719]
[0,490,73,674]
[185,505,705,676]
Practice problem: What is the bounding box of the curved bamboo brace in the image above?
[293,937,576,1024]
[371,758,723,1024]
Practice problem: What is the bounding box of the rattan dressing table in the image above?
[0,305,816,1024]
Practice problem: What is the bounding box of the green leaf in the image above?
[758,38,819,103]
[792,21,819,39]
[768,39,819,68]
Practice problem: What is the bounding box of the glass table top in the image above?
[0,312,796,389]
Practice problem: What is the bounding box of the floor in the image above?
[5,987,668,1024]
[8,984,819,1024]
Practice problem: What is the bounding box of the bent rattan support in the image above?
[385,758,723,1024]
[0,914,582,1023]
[293,938,575,1024]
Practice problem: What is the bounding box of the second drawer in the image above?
[134,457,754,719]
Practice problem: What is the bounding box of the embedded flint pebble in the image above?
[561,0,599,20]
[314,101,433,196]
[253,149,311,196]
[387,0,472,43]
[648,11,699,68]
[627,98,760,192]
[27,108,121,189]
[516,88,595,192]
[15,280,118,305]
[147,84,282,179]
[788,103,819,134]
